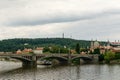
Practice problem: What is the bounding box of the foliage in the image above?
[89,51,93,54]
[50,46,60,53]
[99,54,104,61]
[59,47,69,53]
[49,46,69,53]
[93,48,100,54]
[75,43,80,54]
[104,51,115,63]
[0,38,107,53]
[80,48,88,52]
[43,47,50,53]
[115,52,120,59]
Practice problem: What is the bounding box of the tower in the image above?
[62,33,64,38]
[94,40,100,48]
[90,39,94,49]
[106,40,110,50]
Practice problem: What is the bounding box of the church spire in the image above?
[90,39,94,49]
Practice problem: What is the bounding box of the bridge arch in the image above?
[10,56,32,62]
[37,56,68,64]
[10,56,37,68]
[72,56,92,61]
[71,56,93,64]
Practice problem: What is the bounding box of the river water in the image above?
[0,61,120,80]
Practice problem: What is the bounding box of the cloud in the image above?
[0,0,120,41]
[1,14,120,41]
[5,9,120,26]
[1,0,120,27]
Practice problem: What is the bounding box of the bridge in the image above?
[0,53,98,68]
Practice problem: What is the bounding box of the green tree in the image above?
[60,48,69,53]
[0,38,107,53]
[104,51,115,63]
[99,54,104,61]
[115,52,120,59]
[75,43,80,54]
[80,48,88,52]
[43,47,50,53]
[93,48,100,54]
[50,46,59,53]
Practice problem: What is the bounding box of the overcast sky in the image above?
[0,0,120,41]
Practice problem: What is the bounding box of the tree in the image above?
[75,43,80,54]
[60,48,69,53]
[99,54,104,61]
[115,52,120,59]
[93,48,100,54]
[104,51,115,63]
[80,48,88,52]
[43,47,50,53]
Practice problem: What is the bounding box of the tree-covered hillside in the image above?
[0,38,107,52]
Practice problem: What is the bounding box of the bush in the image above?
[93,48,100,54]
[115,53,120,59]
[99,54,104,61]
[104,51,115,63]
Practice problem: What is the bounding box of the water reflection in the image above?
[76,66,80,79]
[1,61,120,80]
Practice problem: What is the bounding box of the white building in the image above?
[33,47,43,54]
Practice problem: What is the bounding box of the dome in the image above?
[94,41,100,48]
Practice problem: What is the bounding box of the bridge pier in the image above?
[91,54,99,63]
[68,52,72,65]
[22,54,37,68]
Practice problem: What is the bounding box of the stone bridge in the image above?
[0,53,98,68]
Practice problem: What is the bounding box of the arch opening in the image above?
[72,57,93,64]
[37,56,68,65]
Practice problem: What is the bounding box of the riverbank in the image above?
[99,59,120,64]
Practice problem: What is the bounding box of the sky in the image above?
[0,0,120,41]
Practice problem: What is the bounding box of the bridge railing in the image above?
[0,53,97,58]
[0,54,33,57]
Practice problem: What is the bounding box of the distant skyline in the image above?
[0,0,120,41]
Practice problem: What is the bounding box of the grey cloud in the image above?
[1,0,120,41]
[5,9,120,27]
[5,17,89,26]
[5,15,92,26]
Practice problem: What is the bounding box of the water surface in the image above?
[0,61,120,80]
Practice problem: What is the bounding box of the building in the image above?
[16,49,22,54]
[90,39,106,54]
[90,40,100,49]
[109,41,120,53]
[22,48,33,53]
[16,48,33,54]
[90,39,120,54]
[70,49,76,54]
[33,47,43,54]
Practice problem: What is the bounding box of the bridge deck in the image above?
[0,53,97,57]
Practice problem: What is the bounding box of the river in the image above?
[0,61,120,80]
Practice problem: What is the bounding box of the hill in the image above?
[0,38,107,52]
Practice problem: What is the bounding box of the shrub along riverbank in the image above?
[99,51,120,64]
